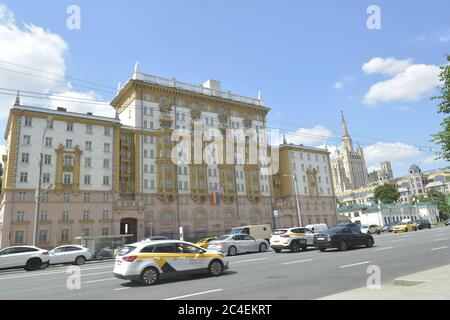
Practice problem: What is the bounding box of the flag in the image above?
[211,191,220,205]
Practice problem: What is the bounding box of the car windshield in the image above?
[318,228,343,235]
[361,225,370,228]
[117,246,136,256]
[217,235,231,241]
[230,228,243,234]
[272,229,288,235]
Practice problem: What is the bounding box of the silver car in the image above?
[207,234,269,256]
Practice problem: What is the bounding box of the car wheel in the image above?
[377,230,381,235]
[273,248,281,253]
[259,243,267,252]
[290,241,301,252]
[366,238,374,248]
[40,262,50,270]
[140,267,159,286]
[74,256,86,266]
[404,228,408,232]
[208,260,224,277]
[319,248,326,252]
[25,258,42,271]
[228,246,237,256]
[338,240,348,251]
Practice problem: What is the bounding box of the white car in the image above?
[49,245,92,265]
[208,234,269,256]
[113,240,229,285]
[270,227,312,253]
[0,246,50,271]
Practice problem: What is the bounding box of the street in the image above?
[0,227,449,300]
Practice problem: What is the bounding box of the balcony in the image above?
[115,200,145,211]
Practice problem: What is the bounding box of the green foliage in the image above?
[427,189,450,220]
[432,55,450,161]
[373,184,400,204]
[0,162,2,178]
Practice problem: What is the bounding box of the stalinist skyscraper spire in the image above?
[341,111,353,152]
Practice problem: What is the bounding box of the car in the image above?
[336,222,362,232]
[230,224,272,242]
[445,220,450,226]
[314,227,374,252]
[305,223,328,234]
[393,220,417,233]
[415,219,432,230]
[360,225,381,235]
[381,222,396,233]
[269,227,309,253]
[0,246,50,271]
[49,245,93,265]
[195,237,218,249]
[113,240,229,285]
[208,234,269,256]
[142,236,169,242]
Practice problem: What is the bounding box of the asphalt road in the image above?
[0,226,449,300]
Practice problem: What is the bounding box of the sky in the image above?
[0,0,449,177]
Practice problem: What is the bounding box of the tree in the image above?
[0,162,3,178]
[432,55,450,161]
[373,184,400,204]
[426,189,450,220]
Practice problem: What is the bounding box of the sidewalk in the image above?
[320,264,450,300]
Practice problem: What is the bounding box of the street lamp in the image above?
[283,174,302,227]
[32,116,53,246]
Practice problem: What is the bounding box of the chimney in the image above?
[57,107,67,112]
[87,112,93,116]
[202,79,221,92]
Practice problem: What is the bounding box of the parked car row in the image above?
[0,245,93,272]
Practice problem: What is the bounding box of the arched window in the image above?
[63,155,73,166]
[194,211,206,221]
[161,212,173,221]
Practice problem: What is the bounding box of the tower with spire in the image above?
[331,111,369,193]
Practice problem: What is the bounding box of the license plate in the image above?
[317,237,325,241]
[116,261,122,265]
[272,240,279,243]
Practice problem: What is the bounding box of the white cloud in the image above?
[437,29,450,42]
[333,81,343,90]
[364,142,423,164]
[0,4,111,118]
[49,91,115,118]
[0,144,5,165]
[362,57,412,77]
[363,63,440,105]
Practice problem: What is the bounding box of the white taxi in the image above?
[113,240,229,285]
[270,227,313,253]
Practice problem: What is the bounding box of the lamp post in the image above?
[32,116,53,246]
[283,174,302,227]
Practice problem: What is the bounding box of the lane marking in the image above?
[391,239,405,243]
[434,238,449,242]
[374,246,394,252]
[114,287,130,291]
[85,277,116,284]
[0,266,113,281]
[281,259,313,265]
[235,258,267,264]
[431,246,449,251]
[339,261,370,269]
[164,289,223,300]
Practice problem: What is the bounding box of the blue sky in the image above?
[0,0,449,177]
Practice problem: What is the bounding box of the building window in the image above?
[44,154,51,165]
[103,159,110,168]
[63,173,72,184]
[63,155,73,166]
[85,141,92,151]
[61,229,69,241]
[24,117,32,127]
[47,120,53,130]
[20,172,28,183]
[62,211,69,221]
[102,210,109,220]
[81,229,90,237]
[103,193,110,202]
[40,211,48,221]
[84,175,91,185]
[104,143,110,152]
[63,193,70,202]
[66,122,73,131]
[65,139,73,149]
[104,127,111,136]
[19,192,27,201]
[102,228,109,236]
[103,176,110,186]
[23,135,31,145]
[16,211,25,221]
[82,211,90,220]
[83,193,91,202]
[15,231,24,244]
[86,124,93,134]
[43,137,52,148]
[43,173,50,184]
[21,153,29,163]
[162,212,173,221]
[85,157,92,167]
[38,230,48,243]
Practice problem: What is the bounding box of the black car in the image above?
[415,219,431,230]
[336,223,362,232]
[314,227,374,252]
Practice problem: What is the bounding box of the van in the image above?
[230,224,273,242]
[305,223,328,234]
